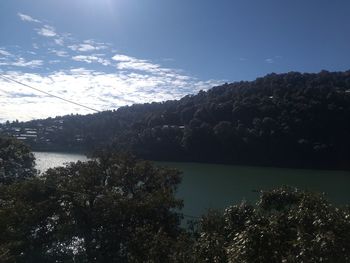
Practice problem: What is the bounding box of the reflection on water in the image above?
[34,152,88,173]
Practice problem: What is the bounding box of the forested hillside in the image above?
[2,70,350,169]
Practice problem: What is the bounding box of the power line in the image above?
[0,73,100,113]
[0,73,201,219]
[0,71,203,221]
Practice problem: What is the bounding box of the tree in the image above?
[0,153,187,262]
[194,187,350,263]
[0,136,36,185]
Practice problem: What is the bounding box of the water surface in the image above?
[34,152,88,173]
[34,152,350,218]
[158,162,350,217]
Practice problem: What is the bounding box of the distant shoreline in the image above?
[32,150,350,172]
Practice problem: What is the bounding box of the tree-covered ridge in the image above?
[2,70,350,169]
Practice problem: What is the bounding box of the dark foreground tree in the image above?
[0,153,192,262]
[0,136,36,185]
[194,187,350,263]
[1,153,350,263]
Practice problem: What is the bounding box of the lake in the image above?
[34,152,88,172]
[34,152,350,218]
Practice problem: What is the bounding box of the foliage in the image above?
[3,70,350,169]
[0,136,36,184]
[0,153,188,262]
[194,187,350,263]
[1,156,350,263]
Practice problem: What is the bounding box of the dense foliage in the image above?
[194,187,350,263]
[0,136,36,184]
[1,162,350,263]
[0,153,191,262]
[3,70,350,169]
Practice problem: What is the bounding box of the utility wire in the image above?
[0,73,201,219]
[0,73,100,113]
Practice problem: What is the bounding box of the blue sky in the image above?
[0,0,350,121]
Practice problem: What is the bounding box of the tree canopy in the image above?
[0,136,36,185]
[1,164,350,263]
[0,153,188,262]
[194,187,350,263]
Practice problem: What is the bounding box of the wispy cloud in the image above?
[49,49,69,57]
[17,12,41,23]
[54,38,64,46]
[112,54,170,74]
[0,12,224,121]
[68,41,108,52]
[68,44,98,52]
[0,67,222,121]
[111,54,133,62]
[12,58,43,68]
[36,25,57,37]
[72,55,111,66]
[0,49,12,57]
[48,59,61,64]
[0,58,43,68]
[265,56,282,64]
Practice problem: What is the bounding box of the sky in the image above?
[0,0,349,122]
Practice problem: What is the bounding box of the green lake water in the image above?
[34,152,350,218]
[158,162,350,217]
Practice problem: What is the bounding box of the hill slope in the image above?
[2,70,350,169]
